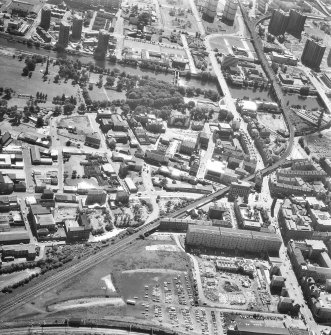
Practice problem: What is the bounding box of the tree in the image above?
[36,116,44,128]
[22,66,29,76]
[63,104,75,115]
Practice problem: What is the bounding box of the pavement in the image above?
[187,0,206,37]
[181,34,197,75]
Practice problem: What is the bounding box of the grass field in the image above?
[0,55,78,102]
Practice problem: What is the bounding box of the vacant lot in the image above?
[9,238,191,320]
[257,113,286,133]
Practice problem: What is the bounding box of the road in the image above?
[181,34,197,74]
[187,0,206,37]
[0,4,296,322]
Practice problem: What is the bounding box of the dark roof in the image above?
[0,231,30,243]
[0,172,4,184]
[236,325,290,335]
[1,132,11,145]
[30,204,51,215]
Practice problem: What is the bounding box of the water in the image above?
[228,83,323,110]
[0,36,219,91]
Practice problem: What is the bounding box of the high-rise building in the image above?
[40,5,51,31]
[268,9,289,36]
[94,29,110,59]
[71,14,83,40]
[202,0,219,22]
[301,38,326,69]
[257,0,268,14]
[58,21,70,48]
[222,0,238,23]
[286,10,306,39]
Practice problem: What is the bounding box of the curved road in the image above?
[0,5,296,322]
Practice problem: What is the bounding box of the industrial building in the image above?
[58,20,71,48]
[222,0,238,23]
[268,9,289,37]
[301,39,326,69]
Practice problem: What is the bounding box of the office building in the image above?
[268,9,289,36]
[301,39,326,69]
[86,189,107,205]
[286,10,306,39]
[58,21,70,48]
[94,29,110,59]
[40,5,51,31]
[228,180,251,202]
[71,14,83,40]
[222,0,238,23]
[186,225,282,253]
[202,0,219,21]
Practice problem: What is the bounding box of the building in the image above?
[222,0,238,23]
[301,39,326,69]
[0,231,30,245]
[40,5,51,31]
[85,134,101,148]
[278,198,313,241]
[234,201,263,231]
[72,14,83,40]
[209,204,227,220]
[271,52,297,66]
[186,225,282,253]
[179,139,196,155]
[203,0,219,21]
[124,177,137,193]
[145,150,169,165]
[58,21,71,48]
[86,189,107,205]
[9,0,34,16]
[228,180,251,202]
[199,132,209,150]
[1,244,37,260]
[65,219,91,241]
[0,173,14,195]
[94,29,110,58]
[257,0,268,13]
[268,9,289,37]
[286,10,306,39]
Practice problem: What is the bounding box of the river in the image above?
[0,35,218,91]
[0,36,323,109]
[228,84,323,110]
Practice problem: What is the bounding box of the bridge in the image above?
[0,6,297,322]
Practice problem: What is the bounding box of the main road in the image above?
[0,5,296,322]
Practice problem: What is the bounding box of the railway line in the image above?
[0,5,296,320]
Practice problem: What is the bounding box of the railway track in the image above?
[0,5,296,319]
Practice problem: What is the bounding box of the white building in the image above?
[124,177,137,193]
